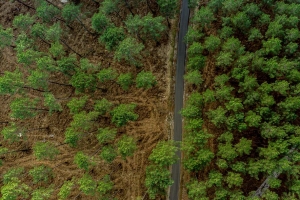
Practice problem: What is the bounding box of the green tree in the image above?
[97,68,118,83]
[141,14,166,40]
[263,37,282,55]
[27,70,49,91]
[29,165,53,184]
[70,71,97,93]
[0,25,13,48]
[202,89,215,103]
[136,71,157,89]
[157,0,177,19]
[180,105,200,119]
[207,170,223,187]
[33,141,59,160]
[99,26,125,51]
[184,70,203,86]
[78,174,97,196]
[98,175,113,196]
[222,0,243,13]
[91,12,110,34]
[117,73,133,90]
[64,127,81,147]
[145,165,173,199]
[67,96,88,114]
[248,28,263,41]
[217,142,238,161]
[193,7,215,27]
[100,145,117,163]
[94,98,113,115]
[45,23,62,42]
[235,137,252,155]
[57,54,77,74]
[1,123,25,143]
[44,93,62,113]
[186,180,208,200]
[216,51,233,67]
[100,0,120,16]
[114,37,144,66]
[58,180,74,200]
[207,106,227,127]
[183,148,214,171]
[36,56,56,72]
[10,97,40,119]
[273,80,289,96]
[110,103,138,127]
[117,135,137,158]
[204,35,221,52]
[36,2,60,23]
[49,41,65,58]
[245,111,261,127]
[0,179,30,200]
[226,172,243,188]
[231,11,251,31]
[31,187,53,200]
[149,141,178,167]
[74,151,92,171]
[97,127,117,144]
[225,98,243,112]
[3,167,25,184]
[70,111,99,131]
[13,14,34,31]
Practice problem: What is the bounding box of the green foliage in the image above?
[273,80,289,96]
[285,28,300,42]
[44,93,62,113]
[184,27,204,44]
[10,97,39,119]
[225,98,243,112]
[110,103,138,127]
[188,42,204,56]
[0,26,13,48]
[97,68,118,83]
[100,145,117,163]
[193,7,215,27]
[202,89,215,103]
[31,187,54,200]
[222,37,245,57]
[29,165,53,184]
[74,151,91,171]
[36,56,56,71]
[33,141,59,160]
[225,172,243,188]
[45,23,62,42]
[100,26,125,51]
[157,0,177,18]
[13,14,34,31]
[70,111,99,131]
[67,96,88,114]
[184,70,203,86]
[1,123,25,143]
[61,3,80,23]
[266,21,284,38]
[215,85,234,100]
[207,106,227,127]
[100,0,120,15]
[98,175,113,196]
[232,11,251,31]
[248,28,263,41]
[186,92,203,108]
[97,127,117,144]
[145,165,173,199]
[91,12,110,34]
[149,140,178,167]
[207,170,223,187]
[216,51,233,67]
[3,167,25,184]
[31,23,47,39]
[49,41,65,58]
[235,138,252,155]
[36,2,60,23]
[117,73,133,90]
[94,98,113,115]
[114,37,144,66]
[78,174,97,196]
[218,142,238,161]
[0,179,30,200]
[186,180,207,199]
[27,70,48,90]
[285,42,298,55]
[64,127,80,147]
[245,111,261,127]
[180,105,201,119]
[136,71,157,89]
[117,135,137,158]
[204,35,221,52]
[263,37,282,55]
[183,148,214,171]
[70,71,97,93]
[222,0,243,13]
[58,180,74,200]
[57,54,77,74]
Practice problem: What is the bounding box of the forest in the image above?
[0,0,179,199]
[182,0,300,199]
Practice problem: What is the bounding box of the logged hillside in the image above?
[182,0,300,199]
[0,0,178,199]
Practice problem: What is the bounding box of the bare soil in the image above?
[0,1,174,199]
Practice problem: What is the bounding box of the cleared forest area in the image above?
[0,0,179,199]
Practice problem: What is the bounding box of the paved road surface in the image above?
[170,0,189,199]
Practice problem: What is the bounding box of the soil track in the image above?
[0,1,173,199]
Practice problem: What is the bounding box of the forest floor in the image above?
[0,0,175,199]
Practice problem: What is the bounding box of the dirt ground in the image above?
[0,1,174,199]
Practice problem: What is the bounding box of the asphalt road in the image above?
[170,0,189,199]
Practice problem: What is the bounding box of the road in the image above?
[170,0,189,199]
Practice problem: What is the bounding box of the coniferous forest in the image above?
[2,0,300,200]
